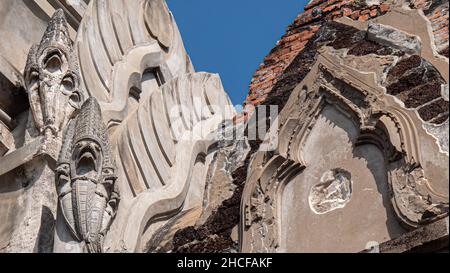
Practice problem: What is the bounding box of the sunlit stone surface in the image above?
[0,0,448,253]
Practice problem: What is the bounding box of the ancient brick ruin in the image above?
[0,0,448,253]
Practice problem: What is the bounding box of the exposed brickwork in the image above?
[412,0,449,54]
[171,1,449,254]
[386,55,423,82]
[386,54,448,124]
[440,46,449,57]
[262,22,370,112]
[429,3,449,54]
[417,98,449,121]
[244,0,449,113]
[260,20,446,125]
[404,82,442,108]
[244,0,393,112]
[172,139,261,253]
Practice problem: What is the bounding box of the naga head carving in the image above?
[57,97,118,252]
[24,9,83,137]
[68,97,117,187]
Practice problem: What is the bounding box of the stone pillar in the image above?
[0,138,58,253]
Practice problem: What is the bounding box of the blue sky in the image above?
[166,0,308,106]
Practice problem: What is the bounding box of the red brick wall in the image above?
[243,0,449,113]
[424,1,449,56]
[411,0,448,55]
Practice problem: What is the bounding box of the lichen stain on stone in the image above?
[309,169,353,215]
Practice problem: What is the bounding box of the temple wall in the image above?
[0,0,448,253]
[166,1,448,254]
[244,0,449,112]
[280,105,405,253]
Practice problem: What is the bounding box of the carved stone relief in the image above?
[103,73,235,253]
[65,0,236,253]
[309,169,353,215]
[74,0,192,126]
[54,97,119,253]
[145,0,174,48]
[1,0,448,254]
[1,9,84,253]
[24,9,83,139]
[240,48,448,253]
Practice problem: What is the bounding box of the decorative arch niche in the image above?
[240,52,449,253]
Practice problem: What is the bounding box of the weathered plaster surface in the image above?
[281,106,404,253]
[0,0,448,253]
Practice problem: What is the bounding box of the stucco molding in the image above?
[240,50,449,253]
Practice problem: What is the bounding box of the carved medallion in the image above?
[309,169,353,215]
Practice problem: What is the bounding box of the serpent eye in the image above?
[44,53,63,74]
[69,90,82,109]
[28,71,39,91]
[61,75,75,93]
